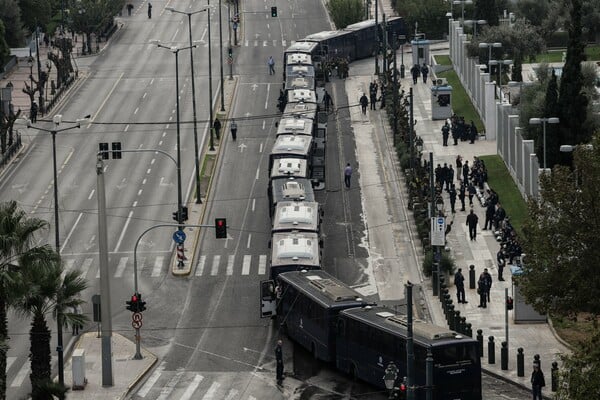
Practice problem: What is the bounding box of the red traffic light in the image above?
[215,218,227,239]
[131,294,138,302]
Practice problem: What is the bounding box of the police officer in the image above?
[148,2,152,18]
[275,339,284,385]
[213,117,222,139]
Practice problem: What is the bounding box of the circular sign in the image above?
[132,320,142,329]
[227,57,233,65]
[132,312,143,322]
[173,230,186,244]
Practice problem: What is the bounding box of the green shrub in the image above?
[422,249,456,277]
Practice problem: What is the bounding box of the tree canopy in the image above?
[392,0,448,40]
[326,0,364,29]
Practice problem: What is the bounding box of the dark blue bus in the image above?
[336,306,482,400]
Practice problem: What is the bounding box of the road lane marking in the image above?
[152,256,163,277]
[89,72,124,127]
[88,189,95,199]
[80,258,93,277]
[113,210,134,253]
[156,369,185,400]
[252,198,255,212]
[255,168,260,180]
[227,255,235,275]
[137,361,165,397]
[246,234,252,248]
[264,83,270,109]
[258,255,267,275]
[61,212,83,253]
[10,361,29,387]
[134,107,139,114]
[210,255,220,275]
[242,255,251,275]
[224,388,239,400]
[202,382,221,400]
[180,374,204,400]
[138,189,143,196]
[196,255,206,276]
[114,257,128,278]
[6,357,16,372]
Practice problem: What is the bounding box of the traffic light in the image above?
[506,296,514,310]
[99,142,109,159]
[228,47,233,58]
[126,293,139,312]
[215,218,227,239]
[271,6,277,17]
[172,210,179,222]
[138,293,147,312]
[112,141,122,159]
[181,206,188,222]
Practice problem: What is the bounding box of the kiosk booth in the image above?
[431,81,453,120]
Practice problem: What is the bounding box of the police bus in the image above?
[269,232,321,280]
[336,306,482,399]
[267,270,369,362]
[276,116,315,138]
[272,201,322,235]
[268,134,314,172]
[268,177,316,217]
[284,64,316,92]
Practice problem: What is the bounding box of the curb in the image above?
[481,367,554,400]
[546,315,575,352]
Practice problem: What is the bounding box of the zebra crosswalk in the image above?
[133,366,276,400]
[194,254,268,277]
[59,254,270,280]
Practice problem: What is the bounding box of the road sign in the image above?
[227,56,233,65]
[132,312,143,322]
[173,230,186,244]
[232,22,238,30]
[431,216,446,246]
[132,320,142,329]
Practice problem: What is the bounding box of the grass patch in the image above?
[552,313,598,348]
[201,154,216,177]
[437,69,485,133]
[434,54,452,66]
[477,155,528,236]
[530,45,600,63]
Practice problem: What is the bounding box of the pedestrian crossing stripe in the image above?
[152,256,163,277]
[227,255,235,275]
[156,369,186,400]
[203,381,221,399]
[10,361,29,387]
[242,255,251,275]
[114,257,127,278]
[196,255,206,276]
[258,255,267,275]
[138,361,166,397]
[80,258,93,277]
[180,374,204,400]
[211,255,221,276]
[6,357,16,372]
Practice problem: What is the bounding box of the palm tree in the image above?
[0,201,54,400]
[12,256,87,400]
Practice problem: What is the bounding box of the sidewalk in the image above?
[345,48,570,395]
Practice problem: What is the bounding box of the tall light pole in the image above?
[207,1,215,151]
[26,114,88,386]
[478,42,502,71]
[165,6,209,204]
[529,117,560,170]
[152,42,196,267]
[375,0,379,75]
[463,19,486,37]
[218,0,225,111]
[453,0,473,23]
[488,58,512,89]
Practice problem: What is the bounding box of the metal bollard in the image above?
[501,341,508,370]
[465,323,472,337]
[477,329,484,357]
[444,293,451,309]
[443,294,451,314]
[488,336,495,364]
[534,354,541,369]
[551,361,558,392]
[469,265,476,289]
[459,317,467,334]
[446,304,454,325]
[450,310,459,331]
[517,348,525,377]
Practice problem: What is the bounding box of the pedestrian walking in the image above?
[410,64,420,84]
[323,90,333,112]
[230,119,238,141]
[449,184,457,214]
[531,362,545,400]
[344,163,353,188]
[466,209,478,241]
[275,339,284,385]
[458,183,466,211]
[467,182,476,207]
[359,93,368,115]
[268,56,275,75]
[43,34,50,47]
[421,63,429,83]
[213,117,222,139]
[148,2,152,18]
[30,102,38,123]
[454,268,467,304]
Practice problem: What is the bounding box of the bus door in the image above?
[260,280,277,318]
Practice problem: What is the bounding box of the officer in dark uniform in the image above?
[213,117,222,139]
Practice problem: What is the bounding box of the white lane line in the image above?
[152,256,163,277]
[258,255,267,275]
[201,382,221,400]
[142,178,147,185]
[113,210,134,253]
[114,257,128,278]
[133,201,138,207]
[241,255,251,275]
[195,255,206,276]
[143,92,147,99]
[147,168,151,174]
[151,158,156,165]
[80,258,93,277]
[262,120,265,130]
[246,234,252,248]
[252,198,256,212]
[179,374,204,400]
[210,255,220,276]
[96,264,100,279]
[134,107,139,114]
[226,255,235,275]
[89,72,124,128]
[162,131,167,137]
[224,388,239,400]
[10,361,29,387]
[255,168,260,180]
[88,189,95,199]
[158,140,163,146]
[170,28,179,42]
[259,143,263,153]
[124,124,130,132]
[6,357,16,372]
[60,212,83,253]
[137,361,165,397]
[264,83,270,109]
[138,189,143,196]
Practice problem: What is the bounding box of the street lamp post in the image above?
[398,34,406,78]
[152,42,197,267]
[26,114,88,386]
[463,19,486,37]
[218,0,225,111]
[488,59,513,87]
[207,1,216,151]
[165,6,209,205]
[529,117,560,170]
[478,42,502,71]
[375,0,379,75]
[453,0,473,23]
